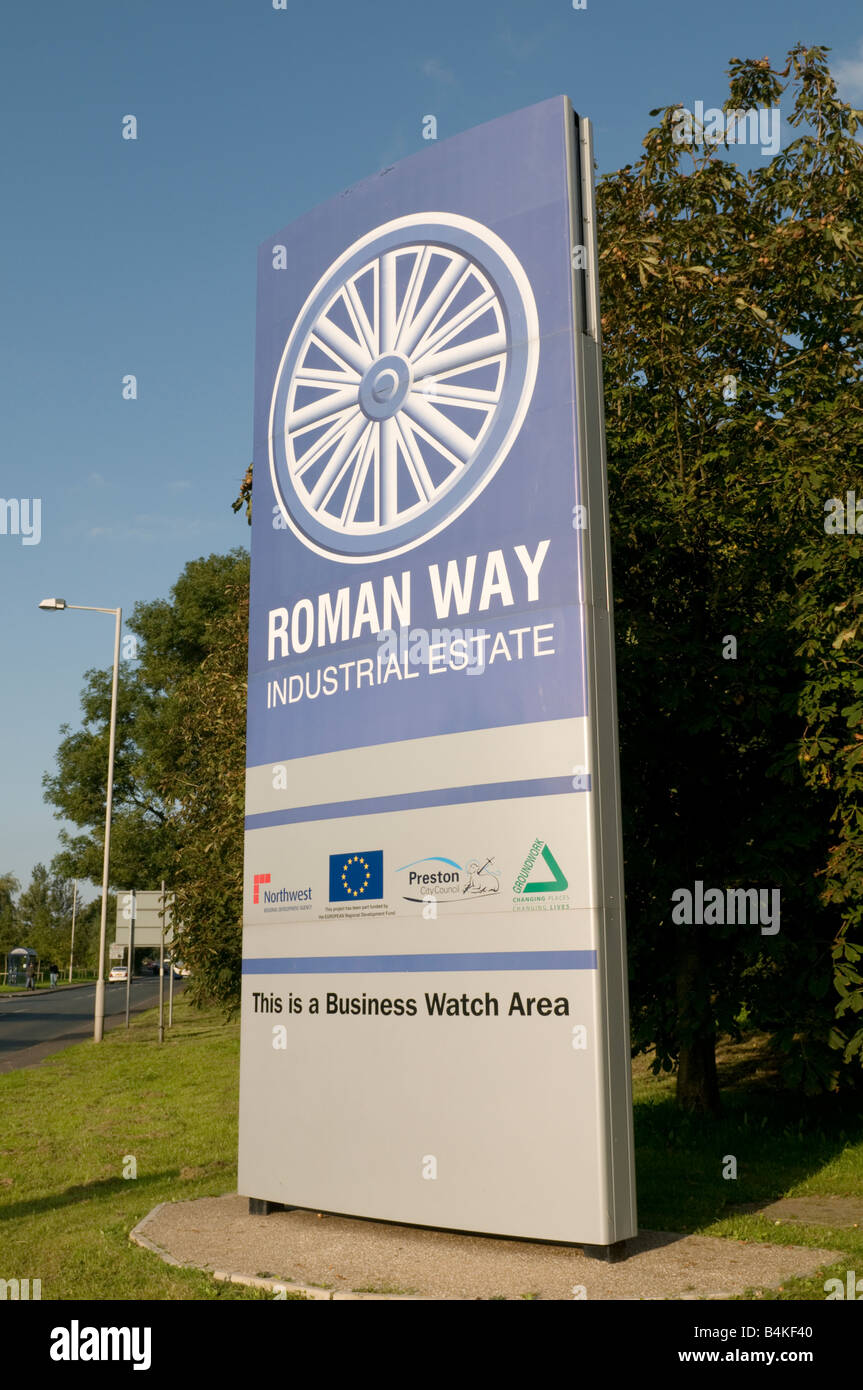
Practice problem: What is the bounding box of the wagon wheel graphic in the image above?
[269,213,539,562]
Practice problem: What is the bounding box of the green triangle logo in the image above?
[522,844,568,894]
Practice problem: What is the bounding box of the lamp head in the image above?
[38,598,67,610]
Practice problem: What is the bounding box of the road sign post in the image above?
[124,889,136,1028]
[114,889,175,1036]
[158,880,166,1044]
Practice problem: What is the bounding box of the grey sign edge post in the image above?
[566,105,639,1252]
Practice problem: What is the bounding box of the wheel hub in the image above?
[359,353,412,420]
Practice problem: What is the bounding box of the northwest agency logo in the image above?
[397,854,500,904]
[329,851,384,901]
[253,873,270,904]
[268,212,539,564]
[253,872,312,912]
[513,840,568,899]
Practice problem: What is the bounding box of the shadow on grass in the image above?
[634,1081,863,1234]
[0,1172,178,1222]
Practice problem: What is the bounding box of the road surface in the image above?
[0,978,182,1073]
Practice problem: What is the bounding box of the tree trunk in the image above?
[675,937,721,1115]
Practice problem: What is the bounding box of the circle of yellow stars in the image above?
[341,855,371,896]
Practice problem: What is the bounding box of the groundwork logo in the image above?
[513,840,568,895]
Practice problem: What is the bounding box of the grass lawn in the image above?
[632,1038,863,1300]
[0,999,269,1300]
[1,1001,861,1300]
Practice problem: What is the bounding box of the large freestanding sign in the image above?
[238,96,637,1250]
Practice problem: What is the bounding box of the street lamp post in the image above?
[68,877,77,983]
[39,598,122,1042]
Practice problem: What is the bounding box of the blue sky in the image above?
[1,0,861,898]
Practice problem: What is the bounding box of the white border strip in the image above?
[245,717,586,815]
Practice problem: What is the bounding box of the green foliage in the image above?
[0,873,19,957]
[788,565,863,1066]
[14,865,73,965]
[43,551,250,1008]
[147,559,249,1014]
[232,463,253,525]
[598,44,863,1104]
[44,665,173,889]
[0,870,98,971]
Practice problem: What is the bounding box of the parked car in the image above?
[108,965,127,982]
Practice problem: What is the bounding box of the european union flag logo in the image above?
[329,851,384,902]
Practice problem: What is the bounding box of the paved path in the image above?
[0,979,180,1072]
[131,1193,842,1301]
[734,1196,863,1229]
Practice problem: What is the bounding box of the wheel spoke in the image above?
[411,286,497,362]
[398,253,468,358]
[308,332,364,378]
[393,246,433,355]
[413,332,507,381]
[370,423,381,526]
[293,409,359,478]
[414,381,500,408]
[288,384,360,432]
[399,412,466,473]
[318,435,364,515]
[307,409,367,508]
[344,279,377,361]
[401,394,477,464]
[294,365,361,386]
[341,422,376,526]
[314,310,373,375]
[395,416,435,504]
[379,251,398,355]
[380,417,399,525]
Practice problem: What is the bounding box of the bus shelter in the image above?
[5,947,39,987]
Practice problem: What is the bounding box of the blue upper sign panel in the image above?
[249,96,587,768]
